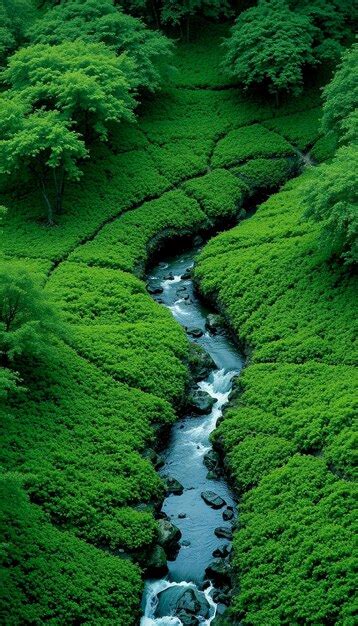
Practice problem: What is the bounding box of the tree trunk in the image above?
[39,174,54,226]
[150,0,160,28]
[53,166,65,215]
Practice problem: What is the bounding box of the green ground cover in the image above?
[195,156,357,624]
[1,23,337,625]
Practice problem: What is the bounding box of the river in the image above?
[141,244,244,625]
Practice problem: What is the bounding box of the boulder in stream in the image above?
[205,559,232,586]
[157,519,182,551]
[205,313,224,334]
[223,507,234,521]
[155,585,211,625]
[187,327,204,338]
[189,389,215,415]
[214,526,233,540]
[181,268,192,280]
[203,449,221,471]
[212,543,230,558]
[201,491,226,509]
[147,282,163,295]
[146,545,168,577]
[188,344,216,381]
[163,475,184,495]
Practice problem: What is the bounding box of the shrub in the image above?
[0,473,143,625]
[212,124,294,168]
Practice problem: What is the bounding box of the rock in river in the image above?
[222,507,234,521]
[203,449,221,471]
[147,282,163,295]
[214,526,233,540]
[146,545,168,577]
[205,559,232,586]
[157,519,182,551]
[187,327,204,338]
[189,389,215,415]
[212,544,230,558]
[155,586,211,626]
[188,343,216,381]
[201,491,226,509]
[163,475,184,495]
[205,313,224,334]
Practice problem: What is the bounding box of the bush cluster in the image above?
[195,149,357,623]
[1,23,327,624]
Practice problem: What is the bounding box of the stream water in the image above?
[140,245,244,625]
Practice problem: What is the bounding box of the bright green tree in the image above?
[302,145,358,265]
[0,100,88,222]
[2,41,136,140]
[0,264,60,366]
[321,43,358,143]
[28,0,173,92]
[1,41,137,219]
[222,0,316,99]
[0,0,36,65]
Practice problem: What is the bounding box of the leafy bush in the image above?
[0,338,172,550]
[0,261,60,364]
[301,144,358,264]
[0,473,143,625]
[28,0,173,92]
[184,168,248,220]
[232,157,294,194]
[222,0,316,97]
[231,456,357,625]
[212,124,294,168]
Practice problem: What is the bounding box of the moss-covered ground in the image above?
[2,23,353,624]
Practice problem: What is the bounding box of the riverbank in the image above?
[1,25,331,624]
[194,167,357,624]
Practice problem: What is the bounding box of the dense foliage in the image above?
[0,473,143,625]
[28,0,173,92]
[1,10,356,626]
[0,0,35,64]
[321,43,358,142]
[0,0,173,222]
[302,145,358,264]
[223,0,356,96]
[0,263,58,366]
[194,52,357,620]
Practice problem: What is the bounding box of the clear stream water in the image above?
[140,246,244,625]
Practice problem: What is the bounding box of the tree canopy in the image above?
[223,0,356,97]
[0,264,60,366]
[302,145,357,265]
[222,0,316,97]
[0,0,36,65]
[1,41,136,220]
[28,0,173,92]
[321,43,358,143]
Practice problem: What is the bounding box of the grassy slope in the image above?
[195,142,357,623]
[0,23,335,624]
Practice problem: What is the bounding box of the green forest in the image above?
[0,1,356,624]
